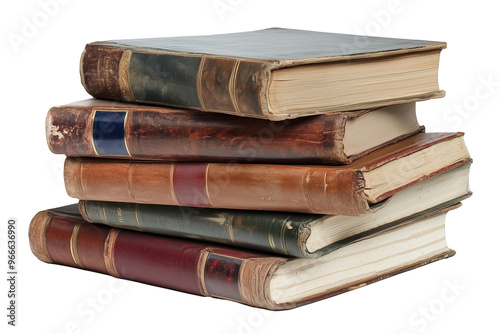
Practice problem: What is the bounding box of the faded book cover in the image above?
[80,28,446,120]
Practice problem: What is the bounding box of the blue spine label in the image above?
[92,110,130,156]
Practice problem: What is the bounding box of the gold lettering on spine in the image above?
[118,50,135,101]
[196,55,207,111]
[229,60,243,116]
[116,207,124,224]
[104,229,121,278]
[70,223,83,268]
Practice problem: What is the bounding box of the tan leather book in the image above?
[64,132,470,216]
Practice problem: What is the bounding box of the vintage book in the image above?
[79,162,471,258]
[64,132,470,216]
[46,99,423,165]
[80,28,446,120]
[29,203,459,310]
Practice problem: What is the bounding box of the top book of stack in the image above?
[80,28,446,121]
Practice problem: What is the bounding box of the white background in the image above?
[1,0,498,333]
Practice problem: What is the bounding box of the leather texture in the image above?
[64,159,368,216]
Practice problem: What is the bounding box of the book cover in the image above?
[64,132,470,216]
[80,28,446,120]
[46,99,422,164]
[29,203,458,310]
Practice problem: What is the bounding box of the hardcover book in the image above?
[64,132,470,216]
[46,99,422,165]
[79,162,471,258]
[80,28,446,120]
[29,203,459,310]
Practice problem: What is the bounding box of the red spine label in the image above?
[172,163,212,207]
[204,253,243,302]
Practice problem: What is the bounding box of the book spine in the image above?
[79,200,320,258]
[29,209,287,310]
[80,44,275,119]
[64,158,370,216]
[46,103,352,164]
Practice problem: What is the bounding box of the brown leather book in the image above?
[29,203,459,310]
[80,28,446,120]
[46,99,423,164]
[64,132,470,216]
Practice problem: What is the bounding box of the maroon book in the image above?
[29,204,458,310]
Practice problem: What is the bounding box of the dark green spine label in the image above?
[129,53,202,108]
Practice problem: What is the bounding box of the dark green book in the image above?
[80,163,471,258]
[80,28,446,120]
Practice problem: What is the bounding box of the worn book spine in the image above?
[64,158,370,216]
[79,200,318,258]
[29,205,457,310]
[81,43,273,119]
[28,205,286,310]
[46,101,422,164]
[79,190,471,259]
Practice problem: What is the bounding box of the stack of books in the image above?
[30,28,472,310]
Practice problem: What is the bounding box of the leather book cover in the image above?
[64,132,470,216]
[46,99,422,165]
[29,204,458,310]
[80,28,446,120]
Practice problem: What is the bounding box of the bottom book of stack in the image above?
[29,200,461,310]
